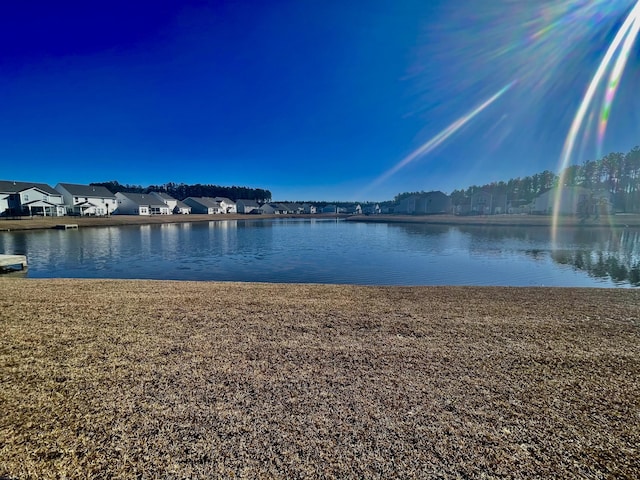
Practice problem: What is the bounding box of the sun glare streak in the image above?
[552,0,640,244]
[363,82,513,195]
[597,11,640,156]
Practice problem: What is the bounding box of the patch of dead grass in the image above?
[1,280,638,478]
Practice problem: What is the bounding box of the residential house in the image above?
[279,203,302,214]
[0,180,65,216]
[321,204,338,214]
[148,192,191,214]
[174,200,192,214]
[507,199,531,215]
[183,197,222,214]
[301,203,317,214]
[259,203,290,214]
[258,203,276,214]
[362,203,381,215]
[470,191,493,215]
[533,186,612,216]
[115,192,171,215]
[236,199,260,214]
[397,192,450,214]
[150,192,177,214]
[214,197,237,214]
[55,183,117,216]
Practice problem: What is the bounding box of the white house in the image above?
[397,192,450,215]
[533,186,612,216]
[183,197,222,214]
[115,192,171,215]
[214,197,237,214]
[0,180,65,216]
[55,183,117,216]
[150,192,177,214]
[174,200,192,214]
[301,203,317,214]
[236,199,260,214]
[362,203,381,215]
[259,203,290,214]
[147,192,191,214]
[258,203,277,214]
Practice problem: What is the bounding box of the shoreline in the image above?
[0,213,333,232]
[1,279,638,478]
[346,213,640,228]
[1,212,640,232]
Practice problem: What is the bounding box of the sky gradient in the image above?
[1,0,639,201]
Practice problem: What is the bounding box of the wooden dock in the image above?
[0,254,28,272]
[54,224,78,230]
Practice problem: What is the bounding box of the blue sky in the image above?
[1,0,638,201]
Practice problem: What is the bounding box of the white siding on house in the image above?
[214,197,237,214]
[55,183,117,216]
[150,192,178,213]
[115,192,169,215]
[236,199,260,214]
[183,197,222,214]
[18,187,65,216]
[533,187,589,215]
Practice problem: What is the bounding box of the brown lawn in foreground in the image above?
[1,279,638,478]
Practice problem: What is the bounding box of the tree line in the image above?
[90,181,272,203]
[395,145,640,212]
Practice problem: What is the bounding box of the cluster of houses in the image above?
[0,180,381,218]
[0,180,613,218]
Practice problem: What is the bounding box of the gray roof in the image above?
[118,192,167,208]
[175,200,191,209]
[237,199,259,207]
[57,183,116,198]
[185,197,221,208]
[150,191,176,201]
[214,197,235,204]
[0,180,60,196]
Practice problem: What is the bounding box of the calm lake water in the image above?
[1,218,639,287]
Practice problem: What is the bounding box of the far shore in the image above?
[348,213,640,228]
[2,212,640,232]
[0,213,346,232]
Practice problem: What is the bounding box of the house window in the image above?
[24,194,29,201]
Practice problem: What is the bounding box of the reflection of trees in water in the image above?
[553,251,640,286]
[457,225,640,286]
[552,229,640,286]
[391,223,640,286]
[391,224,451,237]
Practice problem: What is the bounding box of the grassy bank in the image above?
[1,279,638,478]
[2,212,640,232]
[347,213,640,228]
[0,214,302,232]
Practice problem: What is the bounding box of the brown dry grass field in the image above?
[1,279,639,478]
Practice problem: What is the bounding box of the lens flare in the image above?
[553,0,640,244]
[598,13,640,156]
[363,82,513,195]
